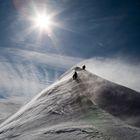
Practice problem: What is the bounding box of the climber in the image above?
[82,65,86,70]
[73,71,78,80]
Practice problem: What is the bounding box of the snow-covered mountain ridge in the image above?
[0,67,140,140]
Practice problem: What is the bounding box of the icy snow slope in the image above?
[0,67,140,140]
[0,99,22,124]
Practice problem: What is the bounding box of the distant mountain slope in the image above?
[0,67,140,140]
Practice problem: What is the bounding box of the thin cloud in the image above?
[5,48,83,69]
[0,48,83,101]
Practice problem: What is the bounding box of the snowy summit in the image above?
[0,67,140,140]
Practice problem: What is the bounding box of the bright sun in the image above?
[28,8,61,38]
[34,13,51,30]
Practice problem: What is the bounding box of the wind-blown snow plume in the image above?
[81,57,140,92]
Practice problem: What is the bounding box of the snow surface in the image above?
[0,99,22,124]
[0,67,140,140]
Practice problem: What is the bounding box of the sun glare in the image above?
[34,13,51,30]
[28,6,63,40]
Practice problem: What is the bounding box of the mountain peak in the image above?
[0,67,140,140]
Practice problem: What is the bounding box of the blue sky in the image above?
[0,0,140,101]
[0,0,140,59]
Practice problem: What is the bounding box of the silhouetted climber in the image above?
[82,65,86,70]
[73,71,78,80]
